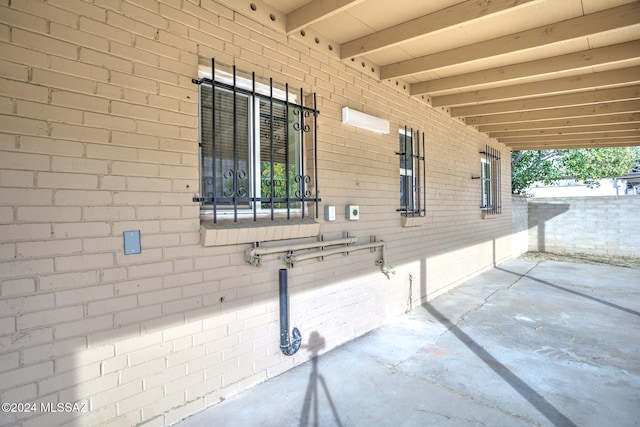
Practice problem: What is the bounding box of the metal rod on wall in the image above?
[422,131,426,216]
[286,240,384,263]
[211,58,217,224]
[269,78,275,221]
[246,237,358,266]
[415,128,420,216]
[285,83,291,220]
[314,92,319,219]
[252,71,257,222]
[299,87,306,220]
[232,65,238,222]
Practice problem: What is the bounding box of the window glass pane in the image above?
[287,108,302,208]
[401,175,414,209]
[258,100,301,209]
[481,160,491,207]
[399,132,413,171]
[200,85,250,207]
[399,130,416,212]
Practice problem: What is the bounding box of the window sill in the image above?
[401,216,425,228]
[481,211,500,219]
[200,217,321,246]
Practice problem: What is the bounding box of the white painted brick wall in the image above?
[0,0,515,425]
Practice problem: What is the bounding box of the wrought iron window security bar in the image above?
[192,59,321,223]
[246,234,396,278]
[478,144,502,215]
[397,127,426,217]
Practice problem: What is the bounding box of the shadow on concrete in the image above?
[422,303,578,427]
[299,331,344,427]
[497,267,640,318]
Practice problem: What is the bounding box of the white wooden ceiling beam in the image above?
[432,66,640,107]
[465,99,640,125]
[451,85,640,117]
[504,140,640,151]
[286,0,365,34]
[339,0,535,59]
[499,130,640,143]
[478,112,640,132]
[410,40,640,95]
[381,1,640,80]
[488,122,640,138]
[505,138,640,150]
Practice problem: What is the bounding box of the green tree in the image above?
[511,147,640,195]
[511,151,563,195]
[260,162,302,209]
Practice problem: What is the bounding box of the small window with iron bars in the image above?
[397,127,426,217]
[480,144,502,215]
[192,59,320,223]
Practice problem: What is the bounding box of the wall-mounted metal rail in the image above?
[246,237,357,267]
[245,235,395,278]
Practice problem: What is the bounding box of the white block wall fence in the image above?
[528,196,640,257]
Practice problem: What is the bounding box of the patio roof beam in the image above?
[487,122,640,138]
[286,0,364,34]
[432,66,640,107]
[499,130,640,143]
[340,0,535,59]
[465,99,640,125]
[411,40,640,95]
[477,112,640,132]
[382,2,640,80]
[505,137,640,150]
[451,85,640,117]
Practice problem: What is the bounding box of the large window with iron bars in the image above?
[397,127,426,217]
[480,144,502,215]
[192,60,320,223]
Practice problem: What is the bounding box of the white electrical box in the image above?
[346,205,359,220]
[324,205,336,221]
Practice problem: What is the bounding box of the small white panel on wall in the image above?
[342,107,389,134]
[346,205,360,220]
[324,205,336,221]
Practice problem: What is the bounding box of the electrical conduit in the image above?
[279,268,301,356]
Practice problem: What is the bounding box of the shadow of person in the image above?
[299,331,344,427]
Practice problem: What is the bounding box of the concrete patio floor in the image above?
[175,258,640,427]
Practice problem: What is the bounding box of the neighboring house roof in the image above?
[616,172,640,183]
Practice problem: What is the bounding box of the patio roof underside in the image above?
[223,0,640,151]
